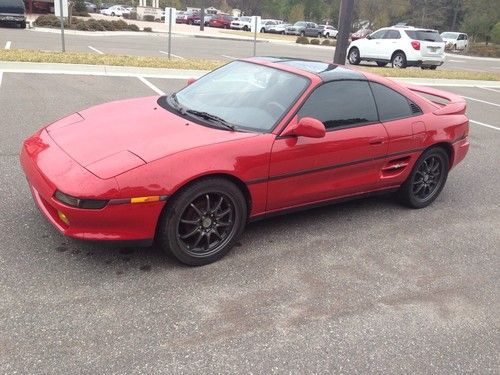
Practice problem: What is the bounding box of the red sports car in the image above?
[20,58,469,265]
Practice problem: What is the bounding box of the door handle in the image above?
[369,137,385,145]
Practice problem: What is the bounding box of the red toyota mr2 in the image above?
[21,58,469,265]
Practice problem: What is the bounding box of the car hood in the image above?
[46,96,257,178]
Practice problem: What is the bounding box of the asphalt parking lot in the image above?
[0,72,499,373]
[2,27,500,72]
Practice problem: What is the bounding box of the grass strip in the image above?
[1,48,499,81]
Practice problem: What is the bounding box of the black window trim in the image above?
[367,81,423,123]
[283,79,382,135]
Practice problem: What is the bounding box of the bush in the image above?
[143,15,155,22]
[111,19,128,30]
[467,43,500,58]
[127,24,140,31]
[321,39,331,46]
[296,36,309,44]
[143,27,152,32]
[73,11,90,17]
[74,0,86,13]
[492,22,500,44]
[34,14,61,27]
[310,38,320,45]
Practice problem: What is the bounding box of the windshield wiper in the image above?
[168,93,187,114]
[185,110,236,131]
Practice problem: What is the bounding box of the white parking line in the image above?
[4,41,11,49]
[448,59,464,63]
[222,55,238,60]
[478,86,500,94]
[137,76,165,95]
[88,46,104,54]
[470,120,500,131]
[159,50,184,59]
[0,72,3,87]
[462,96,500,108]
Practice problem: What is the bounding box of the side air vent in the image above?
[409,102,422,114]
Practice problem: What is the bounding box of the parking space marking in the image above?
[470,119,500,131]
[478,87,500,94]
[0,72,3,87]
[137,76,165,95]
[222,55,238,60]
[4,41,11,49]
[159,51,184,59]
[88,46,104,55]
[463,96,500,108]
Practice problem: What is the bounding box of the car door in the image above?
[368,81,426,188]
[266,80,389,211]
[380,30,402,60]
[359,29,387,59]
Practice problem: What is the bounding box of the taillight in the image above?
[411,40,420,50]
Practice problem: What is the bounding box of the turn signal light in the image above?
[57,210,70,225]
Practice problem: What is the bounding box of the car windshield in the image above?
[294,22,306,27]
[441,32,459,39]
[406,30,443,42]
[161,61,309,132]
[240,17,251,22]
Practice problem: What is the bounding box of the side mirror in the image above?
[282,117,326,139]
[366,34,372,40]
[187,78,197,86]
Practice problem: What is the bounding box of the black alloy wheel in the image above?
[397,147,449,208]
[159,178,247,265]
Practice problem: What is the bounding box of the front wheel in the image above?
[300,31,305,37]
[397,147,449,208]
[158,178,247,266]
[348,47,361,65]
[391,52,407,68]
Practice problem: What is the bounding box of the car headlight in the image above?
[54,190,109,209]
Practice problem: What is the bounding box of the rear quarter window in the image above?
[369,82,421,121]
[406,30,443,42]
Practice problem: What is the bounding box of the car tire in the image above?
[348,47,361,65]
[158,178,247,266]
[318,32,322,38]
[376,61,387,67]
[281,31,285,35]
[391,51,407,69]
[111,12,115,16]
[300,31,305,37]
[397,147,449,209]
[20,20,27,29]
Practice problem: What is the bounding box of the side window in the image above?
[384,30,401,39]
[369,82,421,121]
[298,81,378,130]
[370,30,386,39]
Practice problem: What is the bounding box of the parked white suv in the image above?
[348,26,445,69]
[230,16,252,31]
[441,32,469,51]
[100,5,128,17]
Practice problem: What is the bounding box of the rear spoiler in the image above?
[402,84,466,115]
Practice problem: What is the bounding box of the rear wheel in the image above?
[158,178,247,266]
[19,20,26,29]
[300,31,305,37]
[397,147,449,208]
[391,51,407,68]
[348,47,361,65]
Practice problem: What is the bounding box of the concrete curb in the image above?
[1,61,499,87]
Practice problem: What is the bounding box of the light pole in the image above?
[333,0,355,65]
[200,0,205,31]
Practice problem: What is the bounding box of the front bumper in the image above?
[20,129,164,242]
[0,13,25,22]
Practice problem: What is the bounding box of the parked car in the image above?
[260,19,281,33]
[20,57,469,266]
[100,5,127,16]
[286,21,319,36]
[267,23,290,34]
[320,25,338,38]
[194,14,214,26]
[440,32,468,50]
[351,28,372,40]
[348,26,445,69]
[0,0,26,28]
[230,16,252,31]
[208,14,233,29]
[176,10,200,25]
[84,1,97,13]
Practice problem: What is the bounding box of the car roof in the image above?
[250,57,366,81]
